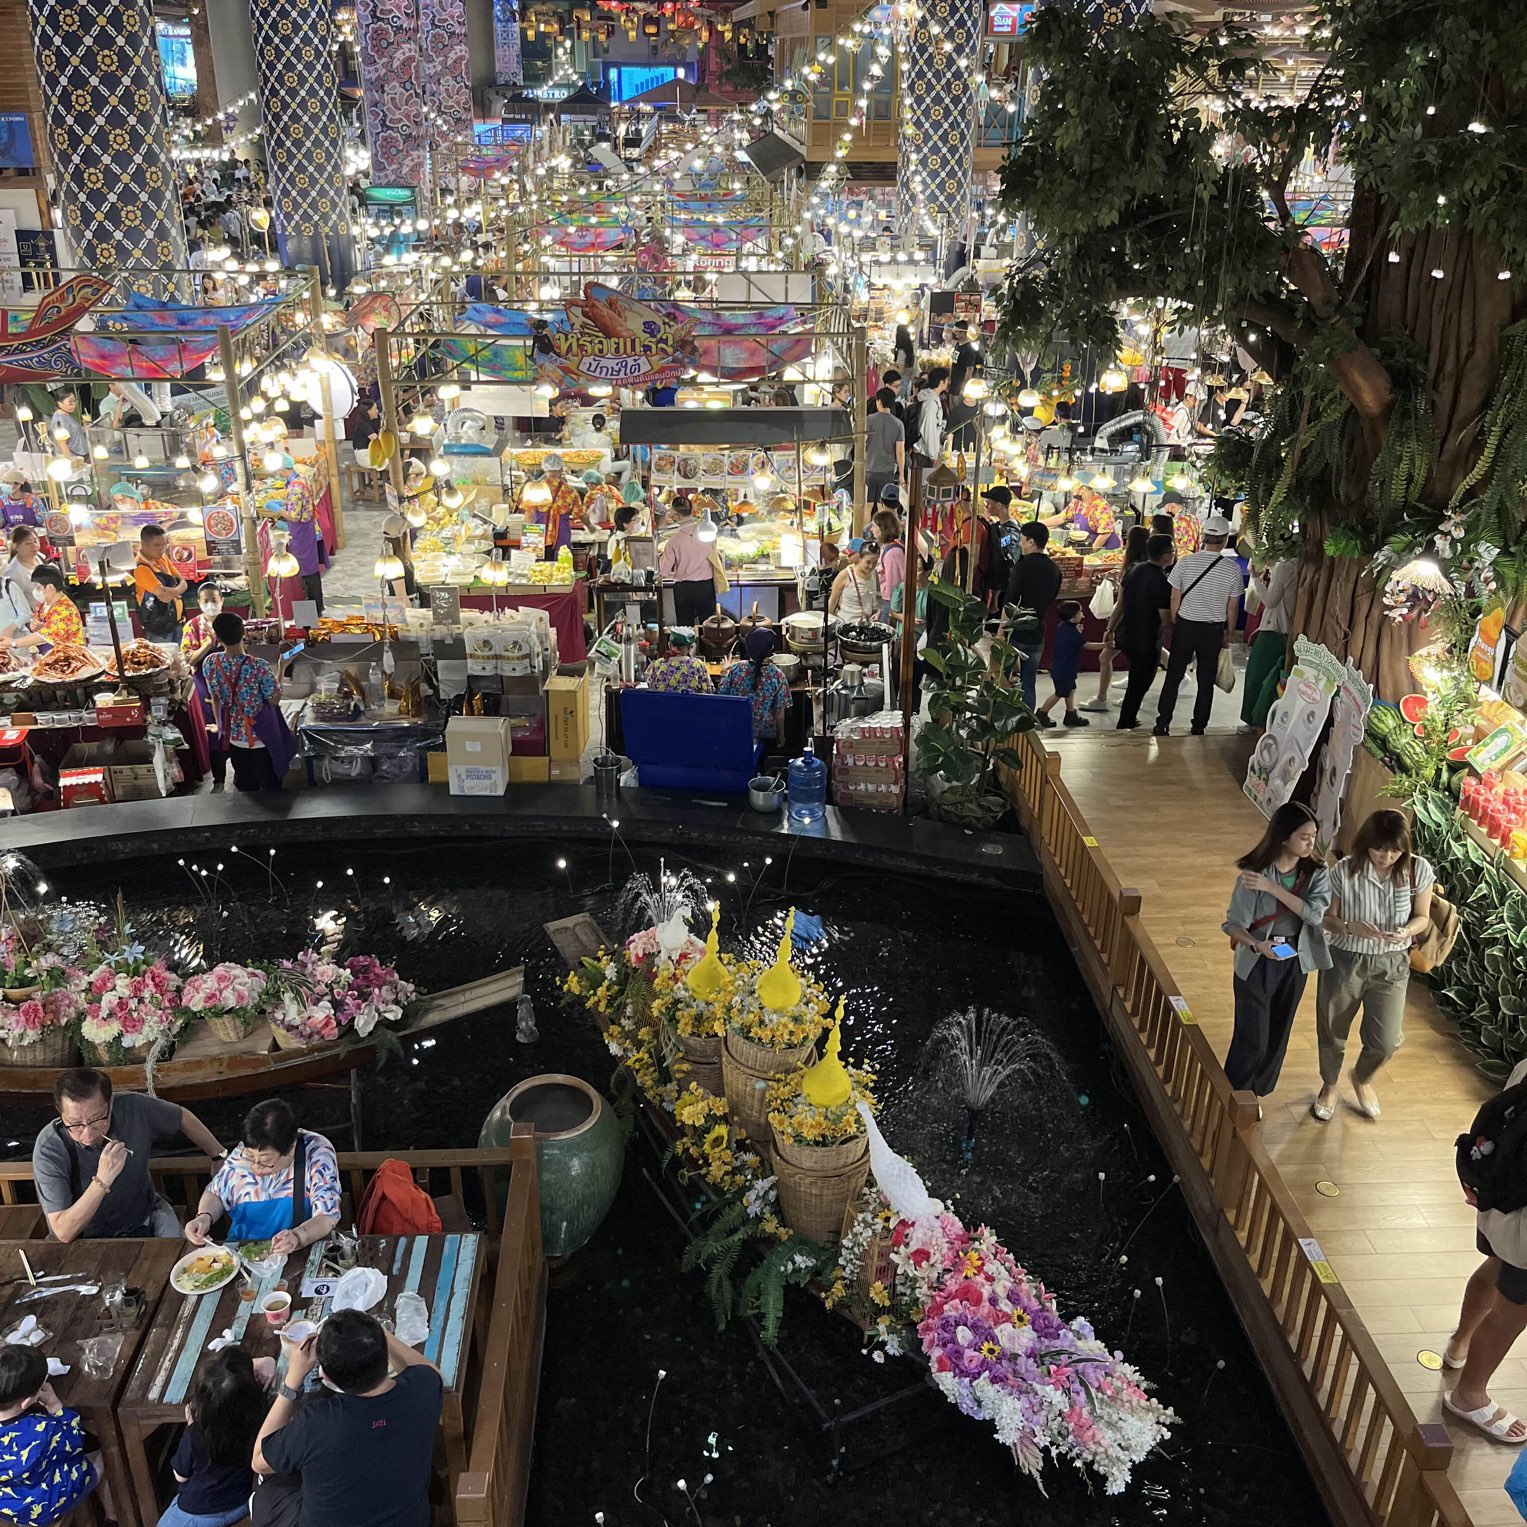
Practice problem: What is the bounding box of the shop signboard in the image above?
[1312,660,1374,854]
[539,283,698,390]
[201,501,243,562]
[0,113,34,170]
[1244,636,1344,817]
[985,1,1036,37]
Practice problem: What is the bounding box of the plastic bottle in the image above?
[788,738,827,825]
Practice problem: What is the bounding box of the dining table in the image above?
[0,1236,182,1527]
[117,1232,486,1520]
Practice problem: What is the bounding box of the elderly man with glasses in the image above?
[31,1070,227,1242]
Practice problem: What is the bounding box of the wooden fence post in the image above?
[1211,1092,1260,1218]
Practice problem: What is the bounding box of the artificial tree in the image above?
[996,0,1527,697]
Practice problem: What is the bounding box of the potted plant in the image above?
[180,963,273,1045]
[916,580,1036,829]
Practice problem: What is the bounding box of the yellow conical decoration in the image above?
[685,903,726,1000]
[755,908,802,1012]
[802,999,851,1107]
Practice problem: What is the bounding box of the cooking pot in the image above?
[748,775,786,812]
[698,606,738,658]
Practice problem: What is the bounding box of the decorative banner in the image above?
[26,0,188,284]
[0,274,111,384]
[1244,636,1344,818]
[492,0,523,86]
[421,0,474,154]
[1313,661,1374,854]
[898,0,981,242]
[250,0,354,287]
[356,0,428,199]
[542,286,699,389]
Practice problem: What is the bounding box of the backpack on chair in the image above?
[357,1158,442,1235]
[1457,1081,1527,1213]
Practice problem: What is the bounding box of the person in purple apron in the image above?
[201,612,297,792]
[261,456,324,614]
[183,1098,340,1256]
[181,583,228,791]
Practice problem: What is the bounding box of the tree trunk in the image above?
[1288,223,1527,699]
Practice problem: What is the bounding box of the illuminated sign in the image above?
[541,284,698,387]
[986,1,1036,37]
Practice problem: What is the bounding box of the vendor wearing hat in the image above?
[259,455,325,613]
[645,628,712,695]
[1043,483,1121,551]
[1159,490,1203,560]
[0,469,40,531]
[520,453,582,560]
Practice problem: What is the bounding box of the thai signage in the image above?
[539,285,698,389]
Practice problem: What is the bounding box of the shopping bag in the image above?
[1215,644,1236,693]
[1088,578,1116,621]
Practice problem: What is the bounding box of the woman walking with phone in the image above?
[1221,801,1332,1112]
[1311,809,1434,1121]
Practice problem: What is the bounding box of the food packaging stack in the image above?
[830,712,904,814]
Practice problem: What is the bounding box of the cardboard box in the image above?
[548,759,582,784]
[508,755,551,784]
[445,715,511,796]
[108,740,172,801]
[546,672,589,761]
[59,742,114,808]
[96,696,146,729]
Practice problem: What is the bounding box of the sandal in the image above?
[1444,1394,1527,1443]
[1311,1092,1335,1122]
[1443,1338,1468,1370]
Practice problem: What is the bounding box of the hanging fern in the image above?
[1449,319,1527,523]
[1366,341,1436,538]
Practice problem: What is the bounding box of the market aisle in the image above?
[1049,729,1513,1524]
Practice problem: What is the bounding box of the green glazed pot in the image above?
[479,1073,622,1259]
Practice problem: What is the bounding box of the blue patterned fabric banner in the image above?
[493,0,523,86]
[898,0,981,244]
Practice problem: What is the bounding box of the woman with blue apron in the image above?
[183,1099,339,1256]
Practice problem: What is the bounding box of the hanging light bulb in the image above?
[1017,387,1041,409]
[173,454,191,470]
[586,381,613,398]
[533,381,558,401]
[962,376,989,402]
[752,468,774,491]
[427,457,449,477]
[697,503,719,542]
[521,475,553,506]
[1127,469,1156,494]
[1089,470,1116,491]
[91,444,109,461]
[1055,471,1077,493]
[197,471,219,495]
[408,410,437,433]
[132,453,150,470]
[441,486,465,510]
[46,457,73,482]
[403,499,428,529]
[1099,366,1128,394]
[374,549,405,582]
[13,404,31,422]
[805,441,834,468]
[261,449,283,472]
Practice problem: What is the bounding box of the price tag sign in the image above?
[1169,995,1195,1025]
[300,1276,338,1301]
[1298,1237,1339,1284]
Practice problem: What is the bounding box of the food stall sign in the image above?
[985,2,1036,38]
[540,283,697,388]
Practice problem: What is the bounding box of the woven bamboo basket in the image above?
[721,1046,778,1142]
[0,1029,78,1068]
[205,1012,258,1045]
[771,1127,867,1172]
[0,986,41,1004]
[268,1021,325,1053]
[724,1029,814,1076]
[775,1153,870,1248]
[678,1031,723,1065]
[80,1038,119,1067]
[683,1059,724,1097]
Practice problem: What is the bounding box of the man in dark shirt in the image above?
[1002,521,1062,709]
[254,1309,444,1527]
[1115,533,1175,730]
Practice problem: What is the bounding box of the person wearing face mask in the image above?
[1221,801,1332,1113]
[184,1098,339,1257]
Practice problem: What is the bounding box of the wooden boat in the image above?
[0,967,524,1104]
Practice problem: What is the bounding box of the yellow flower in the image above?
[704,1123,729,1153]
[869,1280,890,1308]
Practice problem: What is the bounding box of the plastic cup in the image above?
[262,1292,291,1327]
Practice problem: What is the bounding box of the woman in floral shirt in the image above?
[645,629,712,695]
[184,1097,340,1256]
[201,612,282,792]
[4,566,82,654]
[717,627,791,742]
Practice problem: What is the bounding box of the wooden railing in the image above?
[1002,734,1473,1527]
[454,1125,546,1527]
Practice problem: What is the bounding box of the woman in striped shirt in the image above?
[1311,810,1435,1122]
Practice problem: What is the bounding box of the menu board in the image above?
[1244,637,1343,817]
[647,448,835,493]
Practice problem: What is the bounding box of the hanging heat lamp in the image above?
[642,15,661,36]
[1016,386,1041,409]
[1099,365,1128,395]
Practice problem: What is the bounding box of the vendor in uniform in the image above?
[260,456,324,613]
[184,1097,340,1257]
[1043,485,1121,551]
[520,453,582,560]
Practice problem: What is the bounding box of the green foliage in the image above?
[915,580,1035,821]
[1447,320,1527,569]
[1411,788,1527,1077]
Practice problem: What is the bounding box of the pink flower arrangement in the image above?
[889,1214,1175,1493]
[180,964,270,1024]
[0,988,79,1047]
[269,951,415,1044]
[624,925,705,970]
[79,956,183,1057]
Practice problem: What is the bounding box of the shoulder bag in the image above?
[1410,880,1460,973]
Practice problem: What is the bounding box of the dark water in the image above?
[14,837,1329,1527]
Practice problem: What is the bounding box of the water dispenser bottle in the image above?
[788,739,827,825]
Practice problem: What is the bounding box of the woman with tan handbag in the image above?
[1311,810,1434,1121]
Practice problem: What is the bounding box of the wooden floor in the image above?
[1049,728,1515,1525]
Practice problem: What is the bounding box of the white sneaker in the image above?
[1080,699,1110,713]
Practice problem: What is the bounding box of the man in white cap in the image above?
[1153,512,1245,737]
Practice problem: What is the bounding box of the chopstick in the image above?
[103,1136,134,1156]
[18,1250,36,1288]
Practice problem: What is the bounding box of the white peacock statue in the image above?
[856,1100,942,1223]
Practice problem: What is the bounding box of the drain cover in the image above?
[981,843,1004,855]
[1416,1350,1443,1371]
[1315,1180,1340,1197]
[1175,937,1196,948]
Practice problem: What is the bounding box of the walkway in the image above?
[1048,728,1512,1524]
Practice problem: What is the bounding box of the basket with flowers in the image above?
[180,963,272,1045]
[0,921,50,1003]
[766,1060,875,1171]
[267,951,415,1050]
[79,953,183,1065]
[724,963,832,1073]
[0,985,80,1068]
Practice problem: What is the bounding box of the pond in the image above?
[10,833,1329,1526]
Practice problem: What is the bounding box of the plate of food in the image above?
[653,451,678,476]
[171,1246,240,1297]
[105,639,172,679]
[204,507,239,541]
[29,645,103,684]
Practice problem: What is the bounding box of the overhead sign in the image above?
[986,1,1036,37]
[0,114,35,171]
[539,284,697,389]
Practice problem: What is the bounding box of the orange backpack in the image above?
[357,1159,443,1236]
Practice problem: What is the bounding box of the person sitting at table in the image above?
[645,627,712,695]
[5,565,83,653]
[251,1310,443,1527]
[0,1345,106,1525]
[33,1069,228,1243]
[717,627,790,744]
[184,1098,339,1256]
[158,1348,277,1527]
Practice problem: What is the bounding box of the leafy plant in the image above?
[915,580,1035,827]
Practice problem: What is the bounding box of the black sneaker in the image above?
[1190,726,1206,736]
[1063,713,1090,727]
[1035,713,1056,729]
[1117,721,1139,731]
[1151,725,1170,737]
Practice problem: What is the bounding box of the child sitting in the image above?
[1034,600,1093,729]
[158,1348,275,1527]
[0,1345,100,1526]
